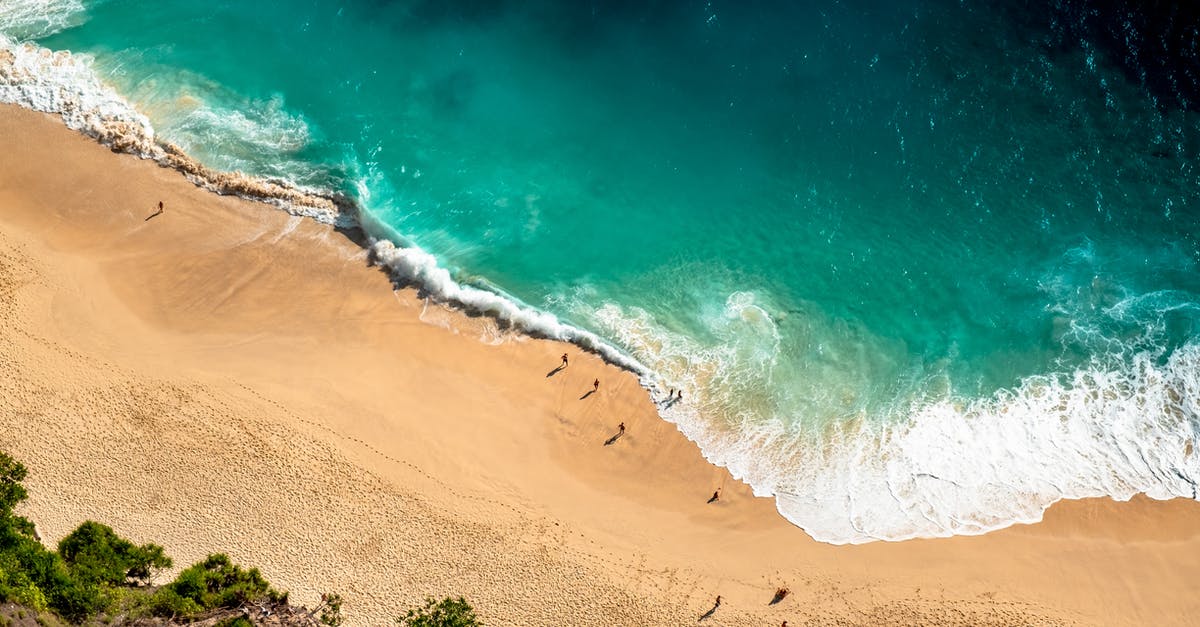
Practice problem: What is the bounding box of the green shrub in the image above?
[319,592,344,627]
[0,553,48,612]
[57,521,171,586]
[213,616,254,627]
[396,596,481,627]
[46,578,106,623]
[0,453,28,514]
[144,586,202,619]
[150,554,283,619]
[126,543,171,583]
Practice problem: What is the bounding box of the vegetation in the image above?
[396,597,481,627]
[0,451,484,625]
[317,592,344,627]
[146,553,284,619]
[58,521,172,586]
[0,452,288,623]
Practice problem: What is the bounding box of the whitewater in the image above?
[1,0,1197,544]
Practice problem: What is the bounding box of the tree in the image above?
[57,521,172,586]
[127,542,173,584]
[150,553,284,618]
[0,452,29,514]
[396,596,481,627]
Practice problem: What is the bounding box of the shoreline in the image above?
[5,34,1197,547]
[3,104,1200,625]
[0,34,655,381]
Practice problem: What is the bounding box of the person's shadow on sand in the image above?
[604,432,623,446]
[579,389,596,400]
[546,365,565,378]
[145,201,164,221]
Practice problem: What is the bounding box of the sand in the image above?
[1,103,1198,626]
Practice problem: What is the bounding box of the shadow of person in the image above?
[698,605,717,621]
[770,587,790,605]
[579,389,596,400]
[707,491,720,504]
[546,366,565,378]
[144,210,163,222]
[604,432,622,446]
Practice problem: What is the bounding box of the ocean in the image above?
[1,0,1197,543]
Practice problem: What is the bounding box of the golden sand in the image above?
[2,104,1199,626]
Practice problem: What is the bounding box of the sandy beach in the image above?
[1,103,1199,626]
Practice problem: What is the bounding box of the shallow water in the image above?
[3,0,1199,542]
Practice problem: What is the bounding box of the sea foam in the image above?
[0,32,655,380]
[683,339,1196,543]
[3,27,1196,546]
[0,34,344,224]
[0,0,84,41]
[367,237,652,377]
[580,287,1199,544]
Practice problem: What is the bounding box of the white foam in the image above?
[0,0,85,41]
[0,33,162,157]
[172,94,310,158]
[695,345,1199,544]
[0,36,345,223]
[580,286,1199,544]
[0,33,651,373]
[367,238,653,377]
[6,33,1195,547]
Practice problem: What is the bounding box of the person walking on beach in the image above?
[710,488,721,503]
[146,200,164,221]
[714,595,722,609]
[618,422,625,435]
[561,353,569,368]
[593,378,600,392]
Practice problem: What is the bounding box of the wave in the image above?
[0,32,656,378]
[586,293,1199,544]
[366,236,652,376]
[0,0,85,41]
[0,33,345,223]
[777,345,1200,544]
[3,32,1196,546]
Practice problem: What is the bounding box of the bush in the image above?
[0,553,48,612]
[213,616,254,627]
[58,521,170,586]
[0,453,28,514]
[396,596,481,627]
[0,453,306,625]
[126,543,172,583]
[143,586,202,619]
[149,554,283,619]
[318,592,344,627]
[46,579,106,623]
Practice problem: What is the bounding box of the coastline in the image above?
[3,103,1200,625]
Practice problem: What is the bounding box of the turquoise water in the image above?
[3,0,1198,542]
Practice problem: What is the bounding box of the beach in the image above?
[2,103,1200,626]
